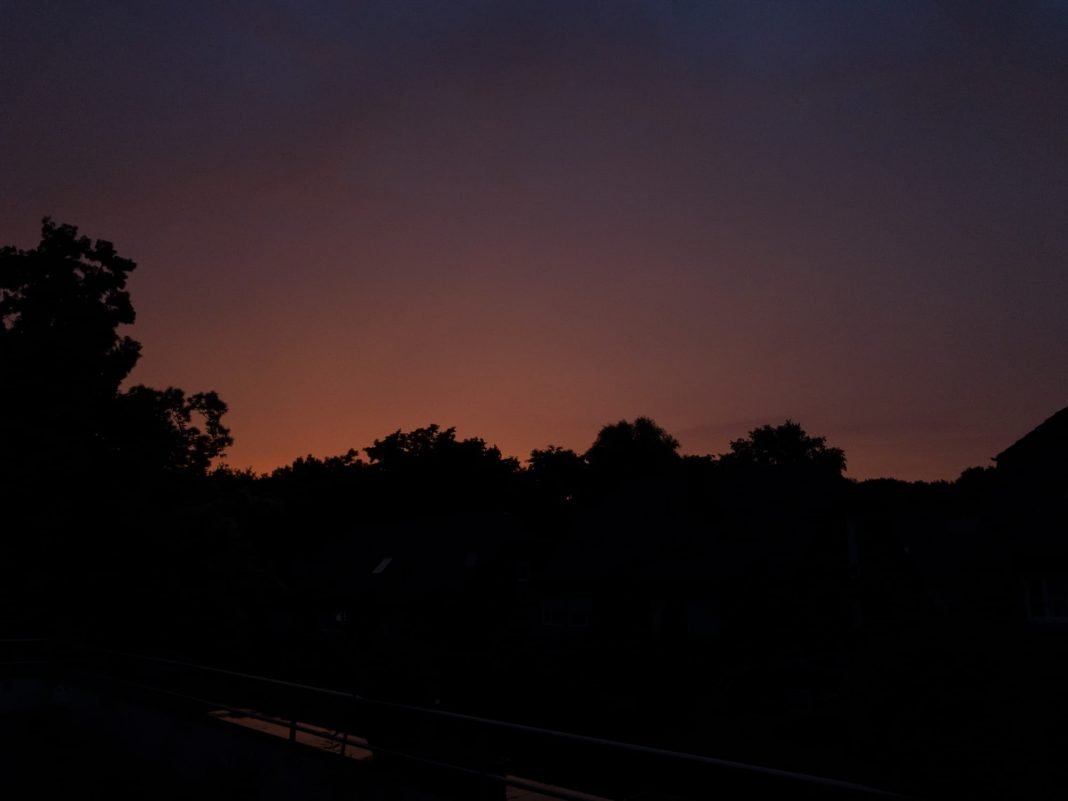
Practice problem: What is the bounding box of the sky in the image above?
[2,0,1066,480]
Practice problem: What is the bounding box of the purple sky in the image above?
[2,1,1066,479]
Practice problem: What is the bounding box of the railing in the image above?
[2,639,913,801]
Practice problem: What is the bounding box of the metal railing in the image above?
[3,639,913,801]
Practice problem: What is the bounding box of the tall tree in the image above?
[0,219,231,483]
[110,385,233,475]
[1,219,141,476]
[365,424,519,476]
[364,424,519,514]
[721,420,846,477]
[584,416,681,480]
[526,445,587,505]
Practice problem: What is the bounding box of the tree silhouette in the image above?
[0,219,231,484]
[270,449,363,481]
[365,424,519,475]
[721,420,846,477]
[110,385,233,475]
[526,445,587,505]
[1,219,141,478]
[584,416,681,480]
[364,424,519,514]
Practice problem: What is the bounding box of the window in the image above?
[542,599,566,627]
[686,599,721,638]
[1025,574,1068,620]
[568,599,592,628]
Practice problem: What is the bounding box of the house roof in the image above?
[995,405,1068,476]
[301,518,517,600]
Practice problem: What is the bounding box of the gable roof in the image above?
[995,405,1068,477]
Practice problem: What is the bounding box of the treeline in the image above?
[5,219,1059,797]
[261,416,847,522]
[0,218,1003,660]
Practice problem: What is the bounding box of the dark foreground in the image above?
[0,654,911,801]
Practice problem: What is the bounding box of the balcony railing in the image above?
[1,638,911,801]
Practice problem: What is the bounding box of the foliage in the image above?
[584,416,681,480]
[270,449,363,480]
[111,385,233,474]
[0,218,141,396]
[0,218,231,481]
[365,424,519,476]
[721,420,846,476]
[1,219,142,475]
[526,445,587,504]
[358,424,520,516]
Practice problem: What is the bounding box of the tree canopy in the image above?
[110,385,233,475]
[721,420,846,477]
[584,416,681,480]
[527,445,587,505]
[365,424,519,476]
[0,219,231,483]
[1,219,141,475]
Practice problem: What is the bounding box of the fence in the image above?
[1,638,911,801]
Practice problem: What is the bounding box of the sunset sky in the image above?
[2,1,1065,480]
